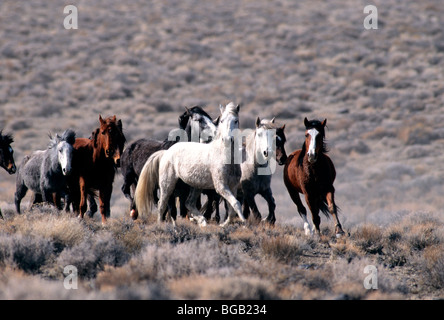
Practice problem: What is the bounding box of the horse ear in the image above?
[219,104,225,114]
[213,115,220,126]
[113,115,117,122]
[270,117,275,124]
[281,124,286,131]
[256,117,261,128]
[117,119,123,131]
[99,115,104,125]
[304,117,309,127]
[322,119,327,127]
[185,106,191,115]
[236,104,240,113]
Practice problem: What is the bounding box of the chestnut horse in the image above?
[283,118,345,237]
[66,115,126,224]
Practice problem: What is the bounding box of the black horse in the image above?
[0,131,16,218]
[120,106,219,219]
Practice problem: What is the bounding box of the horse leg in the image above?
[78,177,88,219]
[287,189,312,235]
[167,194,177,222]
[98,186,112,224]
[326,191,345,237]
[305,194,321,236]
[213,193,221,223]
[86,192,98,218]
[186,188,207,226]
[52,192,62,210]
[14,182,28,214]
[244,193,262,222]
[28,193,42,211]
[217,186,245,227]
[260,188,276,225]
[121,171,136,201]
[157,175,178,224]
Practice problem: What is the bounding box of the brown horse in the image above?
[66,115,126,224]
[283,117,345,237]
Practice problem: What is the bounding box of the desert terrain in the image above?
[0,0,444,300]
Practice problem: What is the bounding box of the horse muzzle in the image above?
[277,154,287,166]
[113,152,121,167]
[7,164,16,174]
[62,166,72,176]
[307,152,317,163]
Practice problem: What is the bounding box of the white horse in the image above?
[135,102,245,226]
[238,118,287,224]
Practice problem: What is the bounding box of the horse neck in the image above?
[92,137,106,162]
[49,147,61,172]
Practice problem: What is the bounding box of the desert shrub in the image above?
[168,275,279,300]
[56,231,130,278]
[260,235,304,265]
[352,224,384,255]
[97,238,246,285]
[20,214,90,253]
[419,245,444,289]
[0,233,54,274]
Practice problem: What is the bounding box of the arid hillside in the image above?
[0,0,444,300]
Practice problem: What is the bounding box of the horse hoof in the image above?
[336,231,346,239]
[130,209,138,220]
[191,215,207,227]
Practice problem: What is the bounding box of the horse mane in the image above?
[61,129,76,145]
[178,106,212,129]
[48,129,76,149]
[0,130,14,145]
[224,102,239,115]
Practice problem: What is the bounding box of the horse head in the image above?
[255,117,275,164]
[218,102,240,142]
[179,106,218,143]
[304,117,327,164]
[53,129,76,176]
[97,115,126,167]
[260,117,288,165]
[0,131,16,174]
[275,124,287,165]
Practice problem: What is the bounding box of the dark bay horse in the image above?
[0,131,16,175]
[120,106,219,219]
[283,118,345,237]
[66,115,125,224]
[0,131,16,219]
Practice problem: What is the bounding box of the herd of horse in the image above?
[0,103,345,237]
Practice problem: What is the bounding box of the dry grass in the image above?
[1,207,443,299]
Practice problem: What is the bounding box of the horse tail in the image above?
[134,150,166,217]
[319,200,340,219]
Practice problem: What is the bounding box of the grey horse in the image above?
[15,129,76,213]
